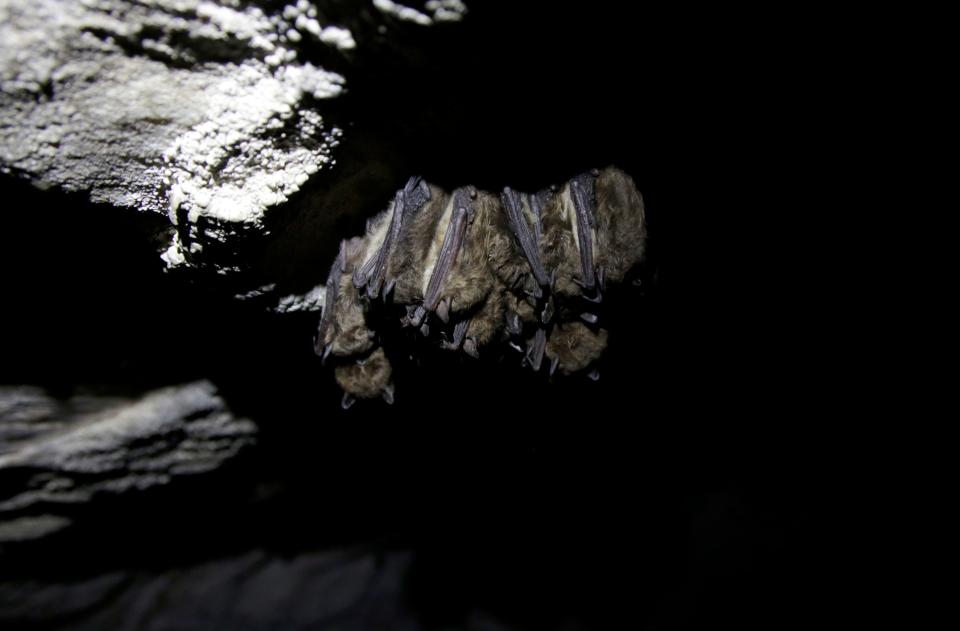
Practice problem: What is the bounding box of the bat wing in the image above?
[502,186,549,291]
[423,188,474,313]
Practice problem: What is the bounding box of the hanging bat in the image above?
[568,171,600,296]
[312,166,648,406]
[592,167,647,285]
[334,347,395,409]
[353,176,432,300]
[314,236,377,360]
[544,321,609,376]
[501,186,550,294]
[420,187,476,319]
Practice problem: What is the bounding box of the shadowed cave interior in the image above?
[0,2,838,629]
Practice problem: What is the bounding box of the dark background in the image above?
[0,2,844,629]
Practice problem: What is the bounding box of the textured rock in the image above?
[275,283,326,313]
[374,0,467,25]
[0,381,256,542]
[0,547,422,631]
[0,0,467,272]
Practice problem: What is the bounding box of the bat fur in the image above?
[313,166,646,404]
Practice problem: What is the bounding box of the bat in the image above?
[313,166,647,406]
[314,239,349,361]
[501,186,549,293]
[544,322,609,376]
[334,347,394,408]
[568,171,601,298]
[592,167,647,286]
[422,187,476,316]
[353,176,431,300]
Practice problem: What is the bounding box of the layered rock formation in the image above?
[0,381,256,542]
[0,0,466,273]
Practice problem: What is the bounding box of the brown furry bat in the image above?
[540,186,586,299]
[314,237,375,361]
[544,322,609,376]
[314,166,647,405]
[334,347,394,408]
[384,183,449,305]
[594,167,647,285]
[422,188,498,323]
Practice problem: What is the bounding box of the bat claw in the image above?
[587,369,600,381]
[367,277,384,300]
[409,305,426,327]
[321,343,332,366]
[437,297,450,324]
[352,270,366,289]
[382,384,395,405]
[450,319,468,349]
[403,305,418,327]
[550,356,559,376]
[526,328,546,371]
[463,338,479,359]
[384,278,396,300]
[506,311,522,335]
[597,266,606,291]
[419,322,430,337]
[341,392,355,410]
[541,297,554,324]
[508,341,524,353]
[580,312,599,324]
[584,290,603,304]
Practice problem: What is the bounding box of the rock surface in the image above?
[0,547,420,631]
[0,0,462,271]
[0,381,256,542]
[0,3,831,630]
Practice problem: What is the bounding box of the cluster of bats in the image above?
[314,166,647,408]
